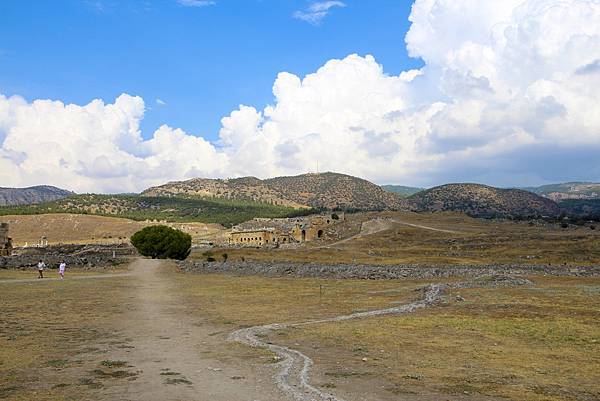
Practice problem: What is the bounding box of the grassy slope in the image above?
[0,194,314,227]
[1,214,226,246]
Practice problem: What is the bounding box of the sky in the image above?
[1,0,599,193]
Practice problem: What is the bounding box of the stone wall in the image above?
[177,260,600,279]
[0,222,12,256]
[0,243,136,269]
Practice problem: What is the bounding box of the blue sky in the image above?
[1,0,598,192]
[0,0,421,142]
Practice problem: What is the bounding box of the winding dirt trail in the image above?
[229,284,445,401]
[320,218,462,249]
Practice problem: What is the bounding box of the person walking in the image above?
[37,260,46,279]
[58,261,66,280]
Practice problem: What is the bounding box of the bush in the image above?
[130,225,191,260]
[331,213,339,220]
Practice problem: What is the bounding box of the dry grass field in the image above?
[172,273,600,401]
[2,213,227,246]
[0,270,134,401]
[1,264,599,401]
[213,211,600,266]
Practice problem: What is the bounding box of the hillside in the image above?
[0,185,74,206]
[0,194,312,227]
[558,199,600,220]
[1,214,226,246]
[408,183,561,219]
[143,176,306,208]
[382,185,424,197]
[143,172,407,210]
[523,182,600,201]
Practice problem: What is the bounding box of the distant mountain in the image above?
[0,185,74,206]
[408,183,561,219]
[382,185,424,197]
[522,182,600,201]
[143,172,407,210]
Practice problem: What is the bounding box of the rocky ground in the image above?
[0,243,136,269]
[178,260,600,279]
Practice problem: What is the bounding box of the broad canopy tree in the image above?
[130,225,192,260]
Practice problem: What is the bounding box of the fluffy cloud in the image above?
[1,0,599,192]
[0,94,225,193]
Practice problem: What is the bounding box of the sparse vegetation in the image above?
[144,172,407,210]
[0,194,315,227]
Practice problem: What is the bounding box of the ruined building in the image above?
[228,213,343,247]
[0,223,13,256]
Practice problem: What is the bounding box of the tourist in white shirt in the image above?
[58,261,66,280]
[37,260,45,279]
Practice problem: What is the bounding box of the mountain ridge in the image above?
[408,183,561,219]
[0,185,74,206]
[143,172,408,211]
[521,182,600,201]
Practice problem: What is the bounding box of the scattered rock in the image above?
[177,261,600,279]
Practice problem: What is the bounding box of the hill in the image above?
[0,185,74,206]
[408,183,561,219]
[381,185,424,197]
[522,182,600,201]
[1,214,226,246]
[143,172,407,210]
[558,199,600,220]
[0,194,312,227]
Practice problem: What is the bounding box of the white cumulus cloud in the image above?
[1,0,600,193]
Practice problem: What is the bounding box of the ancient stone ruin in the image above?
[228,213,344,247]
[0,223,13,256]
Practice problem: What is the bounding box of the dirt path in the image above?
[96,259,282,401]
[390,219,461,234]
[320,218,462,249]
[0,273,132,284]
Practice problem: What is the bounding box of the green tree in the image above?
[130,225,192,260]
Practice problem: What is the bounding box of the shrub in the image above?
[130,225,191,260]
[561,222,569,229]
[331,213,340,220]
